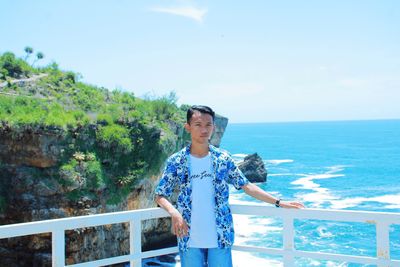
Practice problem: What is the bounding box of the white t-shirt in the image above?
[188,153,218,248]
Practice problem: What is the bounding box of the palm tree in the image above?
[32,52,44,67]
[24,46,33,61]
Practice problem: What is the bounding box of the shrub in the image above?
[72,82,105,111]
[0,52,33,79]
[0,95,89,127]
[59,153,105,190]
[97,113,114,125]
[100,103,124,122]
[85,157,105,189]
[96,124,133,152]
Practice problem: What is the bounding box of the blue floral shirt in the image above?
[155,144,249,251]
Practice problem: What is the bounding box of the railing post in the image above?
[52,229,65,267]
[283,215,295,266]
[130,214,142,267]
[376,222,390,267]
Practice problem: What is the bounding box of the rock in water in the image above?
[238,153,267,183]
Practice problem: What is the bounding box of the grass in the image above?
[0,50,190,205]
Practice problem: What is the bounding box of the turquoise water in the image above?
[221,119,400,266]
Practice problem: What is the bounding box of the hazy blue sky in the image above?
[1,0,399,122]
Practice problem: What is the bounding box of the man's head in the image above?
[185,105,215,145]
[186,105,215,124]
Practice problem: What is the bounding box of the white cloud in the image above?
[151,6,207,23]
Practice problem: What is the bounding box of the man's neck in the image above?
[190,143,210,157]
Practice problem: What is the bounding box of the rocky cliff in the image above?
[210,114,228,147]
[238,153,268,183]
[0,116,228,266]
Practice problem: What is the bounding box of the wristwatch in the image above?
[275,199,281,208]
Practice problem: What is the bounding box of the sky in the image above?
[1,0,399,123]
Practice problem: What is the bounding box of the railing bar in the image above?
[130,214,142,267]
[1,205,399,266]
[231,205,400,224]
[140,210,171,220]
[134,219,142,266]
[129,219,135,267]
[67,254,134,267]
[2,206,400,240]
[70,246,180,266]
[231,203,400,216]
[232,245,283,255]
[376,221,390,267]
[233,245,395,266]
[52,229,65,267]
[283,216,295,266]
[141,246,179,259]
[0,208,170,239]
[293,250,383,265]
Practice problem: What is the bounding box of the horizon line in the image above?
[228,118,400,125]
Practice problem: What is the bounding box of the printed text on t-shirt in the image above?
[190,171,213,180]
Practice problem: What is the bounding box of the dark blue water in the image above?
[221,120,400,266]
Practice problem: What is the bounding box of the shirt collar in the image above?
[185,143,217,157]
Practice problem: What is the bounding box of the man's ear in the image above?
[184,122,190,133]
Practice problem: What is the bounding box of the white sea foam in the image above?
[233,215,279,235]
[268,173,293,177]
[232,153,248,158]
[291,173,345,207]
[266,159,294,165]
[229,199,280,246]
[317,226,334,238]
[231,153,248,164]
[292,165,400,210]
[330,193,400,209]
[291,166,346,208]
[291,174,344,189]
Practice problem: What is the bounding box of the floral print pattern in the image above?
[155,144,249,251]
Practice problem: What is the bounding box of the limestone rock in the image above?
[210,114,228,147]
[238,153,267,183]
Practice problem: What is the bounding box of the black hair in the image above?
[187,105,215,123]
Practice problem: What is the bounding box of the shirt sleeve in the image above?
[154,156,179,198]
[226,155,249,190]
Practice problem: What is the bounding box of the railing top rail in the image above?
[0,207,170,239]
[231,203,400,223]
[1,204,399,239]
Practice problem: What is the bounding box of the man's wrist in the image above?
[275,199,281,208]
[170,209,180,217]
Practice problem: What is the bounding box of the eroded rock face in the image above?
[0,116,228,266]
[0,126,175,266]
[0,124,63,168]
[210,115,228,147]
[238,153,268,183]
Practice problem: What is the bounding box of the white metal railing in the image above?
[0,204,399,267]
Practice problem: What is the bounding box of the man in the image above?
[155,105,304,267]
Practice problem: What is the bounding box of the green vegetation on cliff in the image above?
[0,50,190,206]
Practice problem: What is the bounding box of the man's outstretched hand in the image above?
[279,201,305,209]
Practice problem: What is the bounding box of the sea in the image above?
[143,119,400,267]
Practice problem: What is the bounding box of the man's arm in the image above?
[242,183,304,209]
[155,195,189,237]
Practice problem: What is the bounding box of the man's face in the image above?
[185,111,214,144]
